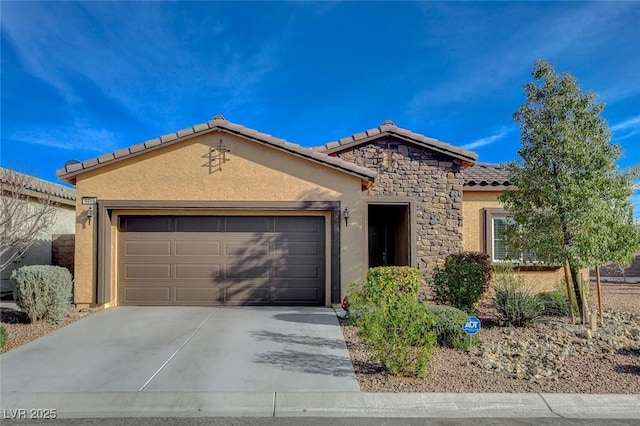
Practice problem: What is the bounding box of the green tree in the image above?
[499,59,640,322]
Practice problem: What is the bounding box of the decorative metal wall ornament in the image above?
[208,139,231,173]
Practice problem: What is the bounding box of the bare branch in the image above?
[0,169,58,272]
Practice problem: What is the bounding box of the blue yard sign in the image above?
[463,316,481,335]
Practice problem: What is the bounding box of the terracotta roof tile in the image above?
[144,139,161,148]
[365,128,381,137]
[114,148,130,158]
[193,123,210,132]
[1,167,76,202]
[98,153,115,163]
[129,143,146,153]
[160,133,178,143]
[177,128,195,137]
[57,116,378,183]
[463,162,514,190]
[83,158,99,168]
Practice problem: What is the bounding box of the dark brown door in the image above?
[117,215,325,306]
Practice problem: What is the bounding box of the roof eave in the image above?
[320,130,478,164]
[57,121,377,184]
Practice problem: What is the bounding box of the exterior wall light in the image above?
[343,207,350,227]
[82,196,97,223]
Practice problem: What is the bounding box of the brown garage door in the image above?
[117,215,325,306]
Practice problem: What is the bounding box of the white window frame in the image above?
[484,208,538,264]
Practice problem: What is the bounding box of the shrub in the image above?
[537,282,579,317]
[431,252,491,313]
[427,304,479,350]
[11,265,72,323]
[359,266,422,303]
[537,290,570,316]
[348,266,436,378]
[0,325,8,348]
[493,274,543,327]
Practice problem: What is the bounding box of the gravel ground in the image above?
[2,282,638,395]
[341,281,640,393]
[0,303,98,354]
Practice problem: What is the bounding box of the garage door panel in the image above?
[175,287,220,303]
[224,241,270,256]
[125,264,172,279]
[175,216,223,232]
[275,264,319,279]
[124,287,171,303]
[118,215,325,306]
[275,217,321,233]
[224,287,270,304]
[175,241,221,256]
[224,217,273,232]
[175,264,221,279]
[274,241,321,256]
[225,264,270,279]
[274,287,319,303]
[125,241,172,256]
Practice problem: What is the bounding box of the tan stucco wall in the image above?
[462,190,564,292]
[73,131,366,306]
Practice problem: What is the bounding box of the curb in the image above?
[2,392,640,419]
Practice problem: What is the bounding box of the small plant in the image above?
[0,325,8,348]
[427,304,479,350]
[493,274,543,327]
[431,252,491,313]
[11,265,72,323]
[348,267,436,378]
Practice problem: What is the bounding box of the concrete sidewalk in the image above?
[1,392,639,419]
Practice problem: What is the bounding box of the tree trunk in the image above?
[569,263,586,323]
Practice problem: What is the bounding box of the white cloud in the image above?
[408,3,635,114]
[1,2,280,128]
[611,115,640,132]
[462,127,513,150]
[10,126,120,153]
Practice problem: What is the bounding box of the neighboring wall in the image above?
[0,198,75,295]
[332,138,465,277]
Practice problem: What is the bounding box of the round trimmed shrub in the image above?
[11,265,72,322]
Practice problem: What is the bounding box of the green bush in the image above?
[11,265,72,323]
[359,266,422,303]
[493,274,543,327]
[0,325,8,348]
[431,252,491,313]
[426,304,479,350]
[348,267,436,378]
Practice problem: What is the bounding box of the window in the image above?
[491,216,510,261]
[485,209,538,263]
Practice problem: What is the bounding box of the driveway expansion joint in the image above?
[138,309,218,391]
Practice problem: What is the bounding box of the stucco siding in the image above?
[462,190,564,292]
[73,131,365,306]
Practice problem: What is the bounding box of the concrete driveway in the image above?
[0,307,359,392]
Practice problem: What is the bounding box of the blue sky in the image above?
[2,2,639,217]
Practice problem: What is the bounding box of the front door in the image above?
[367,204,409,268]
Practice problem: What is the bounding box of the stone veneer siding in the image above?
[332,138,465,279]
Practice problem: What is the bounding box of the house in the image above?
[0,168,76,296]
[56,116,565,308]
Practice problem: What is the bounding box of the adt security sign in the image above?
[463,316,481,335]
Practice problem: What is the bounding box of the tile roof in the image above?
[1,167,76,204]
[314,120,478,165]
[462,162,514,190]
[57,115,378,184]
